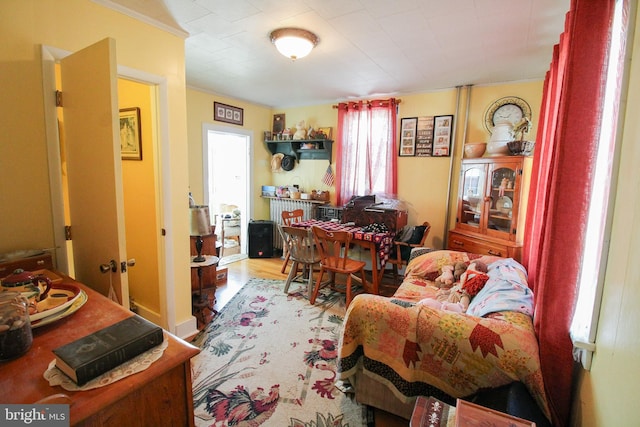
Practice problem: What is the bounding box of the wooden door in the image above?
[60,38,129,306]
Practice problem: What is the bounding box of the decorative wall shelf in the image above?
[265,139,333,163]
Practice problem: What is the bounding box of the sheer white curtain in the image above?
[335,99,398,205]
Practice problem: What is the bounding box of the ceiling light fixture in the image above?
[270,28,319,60]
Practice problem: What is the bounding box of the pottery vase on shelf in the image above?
[486,122,514,156]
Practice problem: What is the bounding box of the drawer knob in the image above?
[488,250,502,256]
[452,240,464,246]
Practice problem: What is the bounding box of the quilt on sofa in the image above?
[337,250,550,420]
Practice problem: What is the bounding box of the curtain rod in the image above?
[332,98,401,109]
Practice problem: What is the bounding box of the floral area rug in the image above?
[190,278,373,427]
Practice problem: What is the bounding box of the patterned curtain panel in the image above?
[335,99,398,205]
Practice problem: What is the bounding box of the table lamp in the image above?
[190,205,212,262]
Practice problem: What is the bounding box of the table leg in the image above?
[354,240,380,295]
[192,266,217,328]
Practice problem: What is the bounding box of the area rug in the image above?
[190,278,373,427]
[218,253,248,266]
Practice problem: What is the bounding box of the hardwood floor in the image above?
[212,256,409,427]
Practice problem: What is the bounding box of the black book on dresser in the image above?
[53,315,164,386]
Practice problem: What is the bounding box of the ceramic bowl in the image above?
[464,142,487,158]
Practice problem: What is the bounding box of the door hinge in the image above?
[161,228,166,236]
[65,225,72,240]
[55,90,63,107]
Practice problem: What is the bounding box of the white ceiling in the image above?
[104,0,570,108]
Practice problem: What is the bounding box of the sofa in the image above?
[337,250,550,423]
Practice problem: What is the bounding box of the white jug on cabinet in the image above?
[486,122,514,156]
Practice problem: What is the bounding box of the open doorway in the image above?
[203,125,252,265]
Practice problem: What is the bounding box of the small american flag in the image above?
[322,164,335,187]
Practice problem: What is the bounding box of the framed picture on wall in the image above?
[214,101,244,126]
[399,117,418,156]
[432,115,453,157]
[119,107,142,160]
[318,127,333,140]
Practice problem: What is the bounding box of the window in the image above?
[335,99,398,205]
[569,0,627,370]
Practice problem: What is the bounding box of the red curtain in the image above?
[335,99,398,205]
[522,1,617,425]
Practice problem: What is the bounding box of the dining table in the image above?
[291,219,394,295]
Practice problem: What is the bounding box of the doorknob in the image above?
[100,260,117,273]
[120,258,136,273]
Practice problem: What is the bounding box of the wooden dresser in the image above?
[0,274,200,426]
[0,252,54,277]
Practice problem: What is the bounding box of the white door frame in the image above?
[41,45,175,332]
[201,124,254,254]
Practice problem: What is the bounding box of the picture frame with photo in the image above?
[317,127,333,140]
[432,115,454,157]
[399,117,418,156]
[119,107,142,160]
[214,101,244,126]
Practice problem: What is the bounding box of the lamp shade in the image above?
[270,28,318,60]
[189,206,212,237]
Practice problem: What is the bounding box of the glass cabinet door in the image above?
[458,165,486,230]
[486,165,517,238]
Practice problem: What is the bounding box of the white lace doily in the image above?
[44,339,168,391]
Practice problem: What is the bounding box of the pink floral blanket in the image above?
[337,250,550,420]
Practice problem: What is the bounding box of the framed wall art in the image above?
[317,127,333,140]
[119,107,142,160]
[432,115,454,157]
[214,101,244,126]
[415,116,434,157]
[399,117,418,156]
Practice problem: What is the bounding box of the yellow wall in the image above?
[187,82,542,250]
[269,104,338,200]
[0,0,193,334]
[186,90,273,219]
[118,79,160,317]
[572,3,640,425]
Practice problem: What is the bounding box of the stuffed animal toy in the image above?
[434,265,454,288]
[447,261,490,312]
[292,120,307,140]
[459,261,489,297]
[453,261,468,282]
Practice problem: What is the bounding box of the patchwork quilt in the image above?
[337,250,550,420]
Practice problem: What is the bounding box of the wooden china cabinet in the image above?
[448,156,531,261]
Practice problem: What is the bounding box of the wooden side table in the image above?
[190,255,219,327]
[190,235,220,289]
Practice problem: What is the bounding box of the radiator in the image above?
[269,199,318,250]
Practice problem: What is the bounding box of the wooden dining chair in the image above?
[310,226,368,307]
[387,221,431,283]
[277,225,321,298]
[280,209,305,274]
